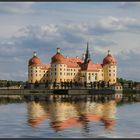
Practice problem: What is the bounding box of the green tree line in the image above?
[0,80,24,88]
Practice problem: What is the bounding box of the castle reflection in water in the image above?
[27,100,116,131]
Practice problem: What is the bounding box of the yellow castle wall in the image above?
[103,64,116,84]
[28,66,49,83]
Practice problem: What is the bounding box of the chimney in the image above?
[57,48,60,53]
[76,56,79,59]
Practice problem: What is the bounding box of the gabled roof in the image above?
[81,61,102,71]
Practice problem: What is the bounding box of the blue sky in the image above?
[0,2,140,81]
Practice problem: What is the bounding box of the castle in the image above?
[28,43,117,86]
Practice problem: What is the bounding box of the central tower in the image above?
[84,42,91,63]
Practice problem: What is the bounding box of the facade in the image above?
[28,43,117,85]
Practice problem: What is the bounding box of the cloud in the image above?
[89,16,140,35]
[0,2,34,14]
[0,21,140,81]
[118,2,140,9]
[117,50,140,81]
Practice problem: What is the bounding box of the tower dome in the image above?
[51,48,66,64]
[28,51,41,66]
[103,50,116,65]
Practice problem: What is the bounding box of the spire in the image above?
[84,42,90,63]
[33,51,37,57]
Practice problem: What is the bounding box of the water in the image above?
[0,99,140,138]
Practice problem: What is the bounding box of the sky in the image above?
[0,2,140,82]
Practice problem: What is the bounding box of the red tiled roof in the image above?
[51,52,83,68]
[51,53,66,64]
[103,54,116,65]
[66,57,84,68]
[40,64,50,70]
[28,56,42,66]
[81,61,102,71]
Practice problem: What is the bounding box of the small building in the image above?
[111,83,123,91]
[136,84,140,91]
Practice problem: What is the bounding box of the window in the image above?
[71,69,72,71]
[60,72,62,75]
[109,73,111,76]
[39,74,41,76]
[60,64,62,67]
[36,70,37,72]
[44,71,45,73]
[74,69,75,71]
[60,68,62,71]
[55,68,56,71]
[109,70,111,72]
[55,72,56,75]
[71,73,72,75]
[36,74,37,76]
[92,73,94,75]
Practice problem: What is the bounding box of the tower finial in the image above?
[57,48,60,53]
[108,50,111,55]
[33,51,37,57]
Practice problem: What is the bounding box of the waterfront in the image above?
[0,98,139,138]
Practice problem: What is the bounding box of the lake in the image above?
[0,98,140,138]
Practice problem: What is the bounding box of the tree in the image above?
[60,81,64,89]
[64,81,67,89]
[93,82,96,89]
[101,81,105,89]
[84,81,87,88]
[90,82,93,88]
[107,81,110,88]
[34,80,39,89]
[97,81,100,89]
[45,81,49,88]
[6,81,10,89]
[70,81,73,88]
[53,81,56,89]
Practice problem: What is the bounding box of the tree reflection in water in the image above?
[27,100,116,132]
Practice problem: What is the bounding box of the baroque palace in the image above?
[28,43,117,86]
